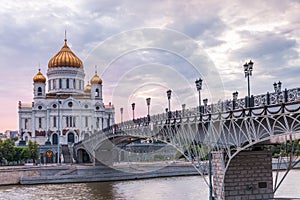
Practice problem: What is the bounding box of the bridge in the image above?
[74,86,300,199]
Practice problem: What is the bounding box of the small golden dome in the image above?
[48,39,83,69]
[90,72,102,85]
[84,82,91,93]
[33,69,46,83]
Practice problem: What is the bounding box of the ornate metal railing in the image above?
[118,87,300,128]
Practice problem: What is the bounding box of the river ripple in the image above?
[0,170,300,200]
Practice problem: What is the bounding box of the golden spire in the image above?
[64,30,67,43]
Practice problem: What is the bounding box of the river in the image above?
[0,170,300,200]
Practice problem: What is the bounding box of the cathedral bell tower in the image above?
[33,69,46,99]
[90,71,103,101]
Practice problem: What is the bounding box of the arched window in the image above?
[66,79,69,89]
[68,132,75,143]
[95,88,99,97]
[37,87,42,96]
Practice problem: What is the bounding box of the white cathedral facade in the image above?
[18,37,115,147]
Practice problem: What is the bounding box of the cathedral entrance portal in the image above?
[46,150,53,163]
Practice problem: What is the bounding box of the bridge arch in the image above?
[76,148,92,163]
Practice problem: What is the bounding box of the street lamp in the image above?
[243,60,253,107]
[57,94,61,165]
[131,103,135,121]
[195,78,203,115]
[273,81,282,93]
[232,91,238,110]
[120,107,124,123]
[146,98,151,122]
[166,90,172,118]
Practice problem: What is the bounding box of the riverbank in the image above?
[0,162,200,186]
[1,158,299,186]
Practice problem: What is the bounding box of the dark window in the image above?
[96,106,100,110]
[53,116,57,127]
[38,117,42,128]
[85,116,88,127]
[38,105,42,110]
[70,117,72,128]
[52,133,58,145]
[59,79,62,89]
[95,88,99,97]
[53,104,57,109]
[66,116,75,128]
[68,133,75,143]
[73,79,76,89]
[25,118,28,129]
[66,79,69,88]
[37,87,42,96]
[66,116,69,127]
[68,102,73,108]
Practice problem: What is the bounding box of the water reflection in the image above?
[0,176,206,200]
[0,171,300,200]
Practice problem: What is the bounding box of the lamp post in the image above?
[131,103,135,121]
[166,90,172,119]
[273,81,282,93]
[195,78,203,115]
[120,107,124,123]
[146,98,151,122]
[232,91,238,110]
[57,94,61,165]
[243,60,253,107]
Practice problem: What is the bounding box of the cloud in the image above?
[0,0,300,130]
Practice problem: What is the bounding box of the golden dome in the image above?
[84,82,91,93]
[90,72,102,85]
[48,39,83,69]
[33,69,46,83]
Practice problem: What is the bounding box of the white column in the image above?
[32,111,36,138]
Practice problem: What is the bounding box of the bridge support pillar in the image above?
[213,150,274,199]
[94,140,115,166]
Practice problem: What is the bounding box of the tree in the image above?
[28,140,38,163]
[2,139,15,163]
[0,140,3,164]
[14,147,30,163]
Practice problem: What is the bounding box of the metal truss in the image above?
[77,87,300,198]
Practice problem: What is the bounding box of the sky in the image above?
[0,0,299,132]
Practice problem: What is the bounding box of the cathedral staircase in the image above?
[62,145,72,163]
